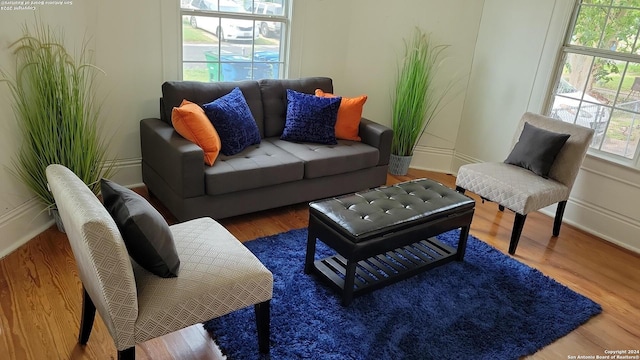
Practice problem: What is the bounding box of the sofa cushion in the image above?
[203,87,262,156]
[161,80,265,137]
[268,138,379,179]
[205,140,304,195]
[315,89,367,141]
[259,77,334,137]
[281,89,341,145]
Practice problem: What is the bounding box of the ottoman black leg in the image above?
[304,230,317,274]
[456,225,471,261]
[342,261,357,306]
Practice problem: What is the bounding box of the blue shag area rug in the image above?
[203,228,601,360]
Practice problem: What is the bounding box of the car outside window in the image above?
[546,0,640,166]
[180,0,288,82]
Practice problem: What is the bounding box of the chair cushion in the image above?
[456,162,569,214]
[133,217,273,343]
[205,140,304,195]
[269,138,379,179]
[504,122,570,177]
[101,179,180,278]
[281,89,341,145]
[202,87,262,156]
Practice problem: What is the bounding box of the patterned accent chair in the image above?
[45,164,273,360]
[455,112,594,255]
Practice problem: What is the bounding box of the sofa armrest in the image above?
[359,118,393,166]
[140,118,205,198]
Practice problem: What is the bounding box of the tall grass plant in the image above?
[391,28,455,156]
[0,22,113,210]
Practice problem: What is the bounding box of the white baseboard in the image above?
[0,159,143,259]
[410,145,455,173]
[107,158,144,186]
[0,199,54,259]
[539,198,640,254]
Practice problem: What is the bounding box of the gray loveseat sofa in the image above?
[140,77,392,221]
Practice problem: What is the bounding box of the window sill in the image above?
[584,149,640,175]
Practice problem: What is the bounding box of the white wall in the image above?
[337,0,484,172]
[1,0,638,256]
[455,0,561,162]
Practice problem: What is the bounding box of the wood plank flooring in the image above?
[0,169,638,359]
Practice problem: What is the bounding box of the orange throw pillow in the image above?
[171,99,221,166]
[315,89,367,141]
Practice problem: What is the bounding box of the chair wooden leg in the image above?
[255,300,270,354]
[78,286,96,345]
[509,213,527,255]
[118,347,135,360]
[553,201,567,236]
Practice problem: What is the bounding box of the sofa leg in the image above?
[509,213,527,255]
[118,347,135,360]
[255,300,270,354]
[498,205,505,212]
[455,186,465,194]
[78,286,96,345]
[553,201,567,237]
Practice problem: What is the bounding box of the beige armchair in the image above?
[46,164,273,359]
[455,112,594,255]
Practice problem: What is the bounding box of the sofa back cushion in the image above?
[161,80,265,137]
[259,77,333,137]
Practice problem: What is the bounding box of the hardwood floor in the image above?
[0,168,638,359]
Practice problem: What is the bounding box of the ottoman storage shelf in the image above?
[305,178,475,306]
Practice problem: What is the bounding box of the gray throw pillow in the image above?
[101,179,180,278]
[504,122,570,178]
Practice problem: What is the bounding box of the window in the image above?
[546,0,640,164]
[180,0,288,82]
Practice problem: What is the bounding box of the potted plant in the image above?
[389,27,455,175]
[0,23,113,231]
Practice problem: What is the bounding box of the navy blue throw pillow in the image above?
[202,87,261,156]
[281,89,341,145]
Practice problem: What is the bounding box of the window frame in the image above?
[179,0,289,83]
[545,0,640,168]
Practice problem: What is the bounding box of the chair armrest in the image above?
[140,118,205,198]
[359,117,393,166]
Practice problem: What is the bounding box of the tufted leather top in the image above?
[310,179,474,243]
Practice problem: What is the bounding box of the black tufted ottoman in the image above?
[305,178,475,305]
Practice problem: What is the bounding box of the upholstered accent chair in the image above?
[45,164,273,360]
[455,112,594,255]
